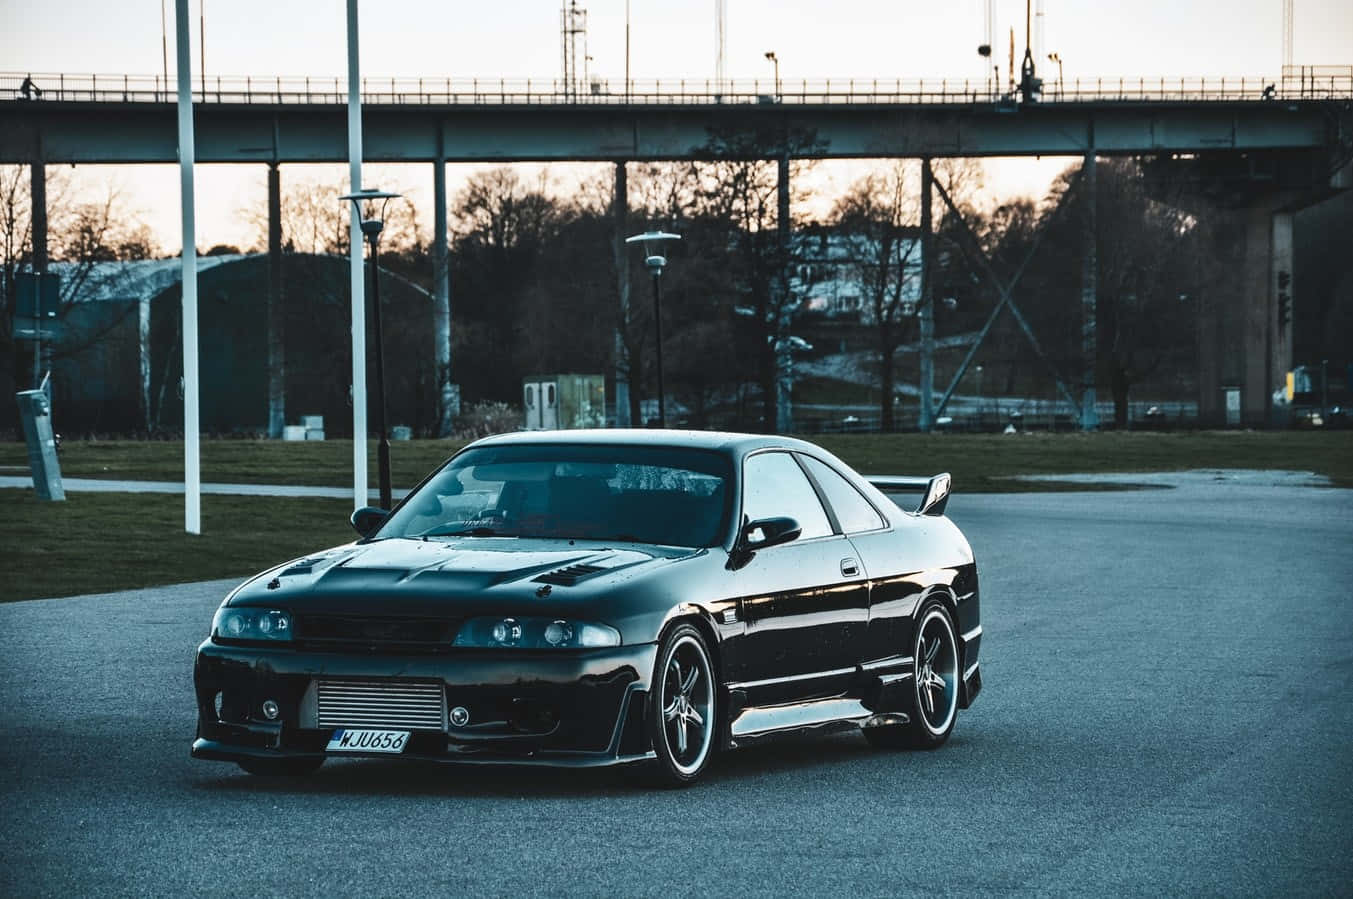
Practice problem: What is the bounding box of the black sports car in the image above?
[192,430,981,786]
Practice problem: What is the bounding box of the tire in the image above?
[237,756,325,777]
[640,623,717,787]
[864,599,960,750]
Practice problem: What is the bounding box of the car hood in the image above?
[228,537,698,616]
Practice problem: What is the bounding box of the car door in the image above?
[795,453,923,674]
[726,450,869,707]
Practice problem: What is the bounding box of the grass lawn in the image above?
[3,430,1351,492]
[0,491,355,602]
[809,430,1353,492]
[0,438,468,489]
[794,376,879,406]
[3,430,1350,602]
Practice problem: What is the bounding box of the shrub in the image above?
[451,401,523,440]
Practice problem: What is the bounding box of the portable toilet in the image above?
[523,374,605,430]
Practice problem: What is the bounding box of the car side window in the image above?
[799,455,887,534]
[741,451,833,540]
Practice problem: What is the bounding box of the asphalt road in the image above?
[2,476,1351,896]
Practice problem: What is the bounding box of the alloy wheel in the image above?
[914,607,958,736]
[659,632,715,777]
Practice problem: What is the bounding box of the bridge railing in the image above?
[3,69,1351,105]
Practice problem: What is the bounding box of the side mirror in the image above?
[350,506,389,538]
[741,516,802,550]
[916,473,952,517]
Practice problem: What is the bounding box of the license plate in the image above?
[325,728,410,753]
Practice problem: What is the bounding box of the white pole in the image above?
[1034,0,1045,69]
[346,0,368,511]
[175,0,201,534]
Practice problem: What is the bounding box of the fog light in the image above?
[261,699,280,720]
[509,699,559,733]
[213,691,225,720]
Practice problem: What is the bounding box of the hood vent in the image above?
[281,556,328,576]
[533,561,609,587]
[280,550,352,577]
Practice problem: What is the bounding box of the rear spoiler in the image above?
[866,473,952,517]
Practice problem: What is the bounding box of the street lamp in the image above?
[975,363,984,425]
[625,230,681,427]
[339,188,402,510]
[763,51,780,100]
[1047,52,1063,97]
[977,42,997,98]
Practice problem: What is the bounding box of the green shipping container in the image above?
[522,374,606,430]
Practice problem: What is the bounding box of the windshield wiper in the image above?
[420,525,511,538]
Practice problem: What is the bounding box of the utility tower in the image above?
[1033,0,1044,66]
[561,1,589,101]
[981,0,995,92]
[1282,0,1294,71]
[715,0,728,96]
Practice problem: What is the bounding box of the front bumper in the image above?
[192,640,659,767]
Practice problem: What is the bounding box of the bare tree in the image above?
[687,126,826,431]
[240,174,420,256]
[1,168,160,380]
[1039,158,1204,426]
[832,162,922,431]
[450,167,562,402]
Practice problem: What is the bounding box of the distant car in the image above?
[192,430,982,786]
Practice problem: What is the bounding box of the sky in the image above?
[4,0,1352,251]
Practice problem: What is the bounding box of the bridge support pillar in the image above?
[1080,148,1099,431]
[432,138,457,435]
[612,162,632,427]
[774,152,792,434]
[266,161,285,438]
[1198,202,1298,428]
[918,158,935,432]
[29,159,48,389]
[30,160,46,273]
[1193,194,1305,428]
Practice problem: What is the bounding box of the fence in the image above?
[4,67,1351,106]
[796,399,1200,434]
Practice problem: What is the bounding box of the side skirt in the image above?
[727,697,909,748]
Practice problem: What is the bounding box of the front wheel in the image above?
[641,623,717,787]
[864,599,960,750]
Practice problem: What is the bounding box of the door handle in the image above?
[840,558,860,578]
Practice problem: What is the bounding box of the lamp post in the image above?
[764,51,780,100]
[977,42,993,98]
[975,363,984,426]
[339,188,402,510]
[625,230,681,427]
[1047,52,1063,97]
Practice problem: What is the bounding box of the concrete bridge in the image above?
[3,69,1351,430]
[2,70,1350,163]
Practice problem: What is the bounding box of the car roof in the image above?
[467,428,831,461]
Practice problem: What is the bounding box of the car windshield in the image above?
[378,444,733,548]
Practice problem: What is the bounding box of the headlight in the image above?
[212,607,293,643]
[453,616,620,649]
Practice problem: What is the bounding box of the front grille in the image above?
[294,615,460,654]
[316,679,446,730]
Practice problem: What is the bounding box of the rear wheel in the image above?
[237,757,325,777]
[864,599,959,750]
[642,623,716,787]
